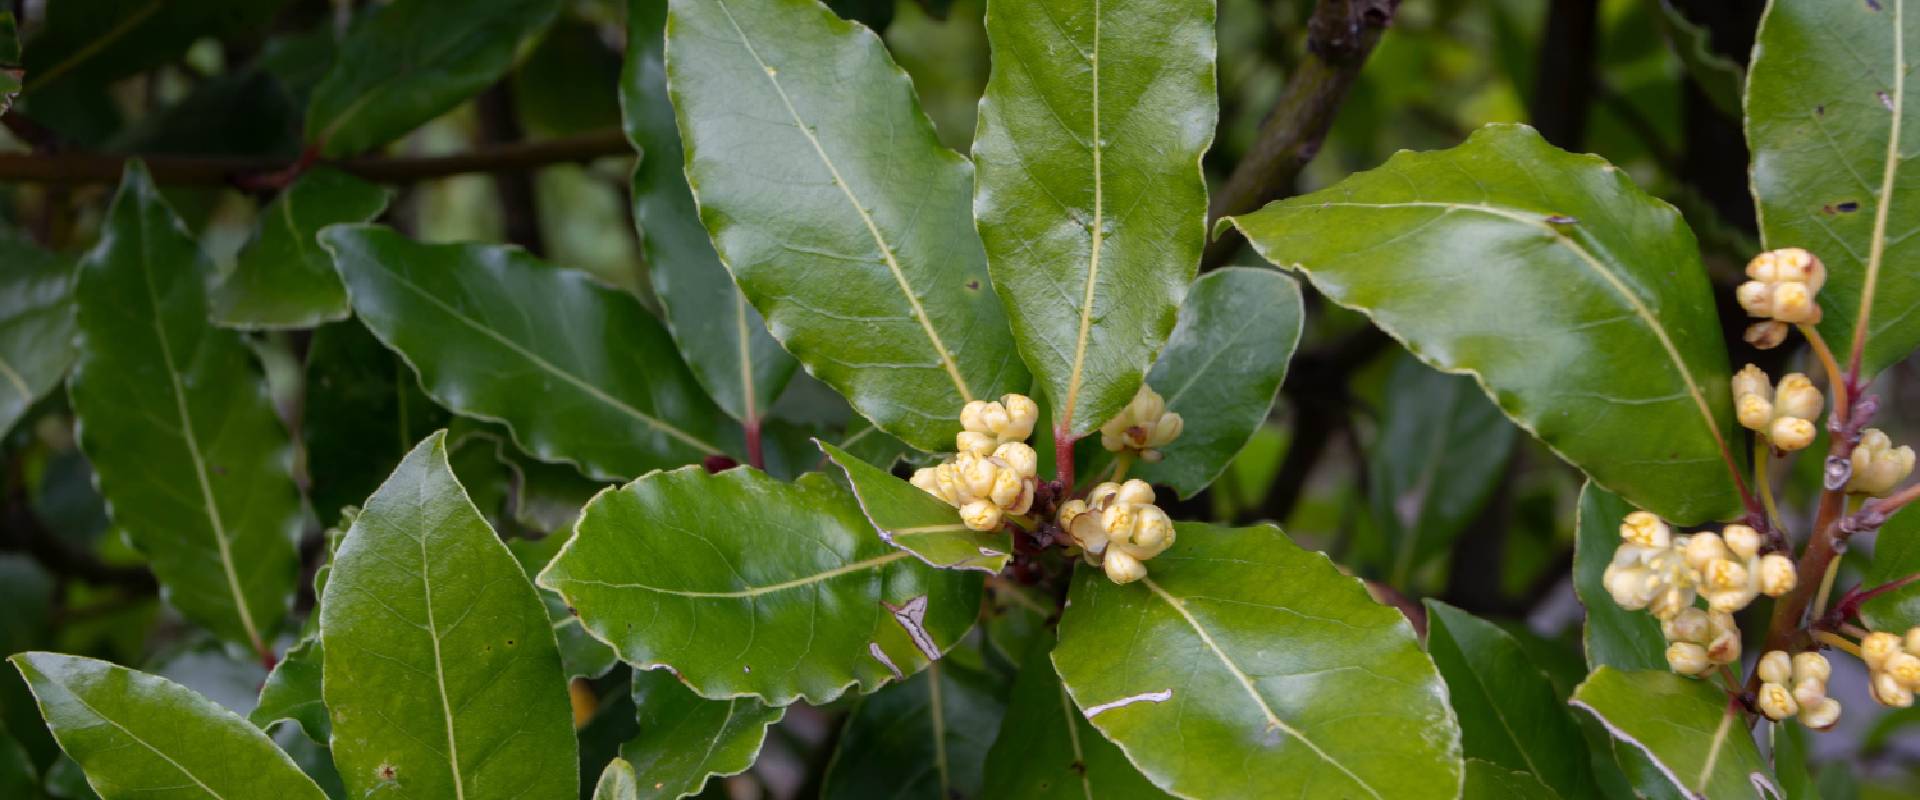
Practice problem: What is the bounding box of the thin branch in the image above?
[1202,0,1400,270]
[0,127,632,186]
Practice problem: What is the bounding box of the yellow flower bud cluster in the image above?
[1849,428,1916,497]
[1057,479,1175,585]
[1098,385,1183,462]
[1862,628,1920,708]
[1732,364,1824,452]
[911,394,1041,533]
[1754,650,1840,729]
[1737,248,1825,349]
[1687,525,1797,612]
[1603,513,1796,678]
[1662,607,1742,676]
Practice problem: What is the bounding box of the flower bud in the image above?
[1654,586,1698,619]
[999,394,1038,441]
[960,401,991,433]
[960,500,1002,532]
[1793,677,1827,711]
[1621,512,1671,548]
[1148,413,1184,447]
[1604,565,1654,610]
[1849,428,1916,497]
[1737,281,1774,318]
[958,454,996,501]
[1666,642,1711,676]
[1887,652,1920,690]
[1758,554,1797,597]
[1706,626,1742,664]
[1905,626,1920,656]
[1058,500,1106,555]
[1873,670,1915,707]
[1775,248,1824,287]
[1103,549,1147,584]
[1664,608,1710,643]
[956,431,995,456]
[1745,320,1790,350]
[1737,395,1774,432]
[1793,652,1832,685]
[1757,651,1793,685]
[1732,364,1772,402]
[1116,479,1155,507]
[1706,586,1757,613]
[993,442,1038,478]
[1773,282,1817,324]
[1864,632,1904,670]
[1086,482,1119,510]
[1771,417,1817,451]
[911,467,938,494]
[1122,506,1175,558]
[1683,533,1728,571]
[979,402,1011,436]
[1757,683,1799,721]
[1703,559,1749,592]
[1774,374,1824,421]
[1723,525,1762,560]
[1128,388,1165,424]
[988,467,1024,508]
[1802,697,1842,730]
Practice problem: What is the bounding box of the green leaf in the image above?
[665,0,1026,452]
[20,0,283,103]
[1570,667,1779,799]
[1052,522,1461,800]
[1424,601,1592,799]
[249,636,326,742]
[209,169,389,330]
[1653,2,1743,120]
[1572,482,1667,671]
[11,652,325,800]
[1223,124,1741,524]
[0,233,75,437]
[1462,759,1559,800]
[507,534,620,680]
[1771,722,1821,800]
[0,13,19,116]
[1132,267,1302,498]
[303,319,452,527]
[1859,505,1920,631]
[592,758,640,800]
[972,0,1215,438]
[322,224,730,480]
[621,670,782,800]
[1374,353,1515,588]
[980,639,1170,800]
[822,655,1006,800]
[69,162,301,653]
[624,0,796,425]
[540,467,983,705]
[305,0,562,156]
[1747,0,1920,377]
[821,440,1009,572]
[319,431,577,799]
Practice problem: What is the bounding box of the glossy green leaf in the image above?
[1131,267,1301,498]
[593,758,640,800]
[322,224,730,480]
[821,440,1009,572]
[20,0,282,107]
[319,432,577,799]
[1859,505,1920,631]
[540,467,983,704]
[249,636,326,742]
[1052,522,1461,800]
[622,669,782,800]
[12,652,325,800]
[1425,601,1592,799]
[507,533,619,680]
[1572,482,1668,671]
[69,162,301,653]
[303,319,451,527]
[972,0,1214,438]
[1748,0,1920,377]
[0,233,74,437]
[209,169,389,330]
[1462,758,1558,800]
[822,657,1006,800]
[1374,353,1515,588]
[1654,2,1742,120]
[1771,722,1820,800]
[1223,124,1741,524]
[1570,667,1778,799]
[665,0,1026,452]
[305,0,562,155]
[980,639,1170,800]
[624,0,795,425]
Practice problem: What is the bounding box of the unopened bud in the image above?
[1703,559,1749,592]
[1723,525,1762,560]
[1774,374,1824,421]
[1732,364,1772,401]
[1873,671,1915,707]
[1737,281,1774,318]
[1103,550,1147,584]
[1115,479,1154,507]
[1666,642,1711,676]
[1757,651,1792,685]
[1128,388,1165,424]
[1654,586,1698,619]
[960,500,1002,532]
[1684,533,1728,571]
[1864,632,1904,670]
[956,431,995,456]
[1147,413,1184,447]
[1757,683,1799,720]
[1773,282,1818,324]
[1793,652,1832,685]
[1746,320,1791,350]
[910,467,938,494]
[1737,395,1775,432]
[1802,697,1841,730]
[960,401,991,433]
[999,394,1038,441]
[1905,626,1920,656]
[989,467,1024,508]
[1887,653,1920,689]
[1706,627,1742,664]
[1771,417,1817,451]
[1849,428,1915,497]
[1664,608,1710,643]
[1758,554,1797,596]
[993,442,1038,477]
[1793,677,1827,710]
[1621,512,1671,548]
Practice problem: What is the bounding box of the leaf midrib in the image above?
[54,673,225,797]
[560,550,912,598]
[1856,0,1908,357]
[1056,680,1095,800]
[709,0,974,403]
[419,517,468,800]
[1061,0,1105,432]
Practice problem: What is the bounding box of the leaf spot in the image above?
[884,595,940,660]
[869,642,903,679]
[1880,90,1895,110]
[376,763,398,783]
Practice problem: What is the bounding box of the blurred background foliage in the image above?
[2,0,1918,796]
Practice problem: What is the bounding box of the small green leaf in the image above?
[1860,505,1920,631]
[1224,124,1741,524]
[1052,522,1461,800]
[624,0,796,425]
[320,431,578,799]
[621,669,782,800]
[1571,666,1778,799]
[823,656,1006,800]
[821,440,1009,572]
[666,0,1027,452]
[1462,758,1559,800]
[1748,0,1920,377]
[0,233,75,437]
[1425,601,1592,799]
[981,640,1170,800]
[69,162,301,654]
[322,224,730,480]
[249,636,326,742]
[1572,482,1668,671]
[12,652,325,800]
[540,467,983,704]
[1132,267,1302,499]
[209,168,389,330]
[592,758,640,800]
[972,0,1215,438]
[305,0,563,155]
[1771,722,1821,800]
[1374,353,1515,588]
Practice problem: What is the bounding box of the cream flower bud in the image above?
[960,500,1002,532]
[1887,652,1920,689]
[1794,652,1832,685]
[993,442,1038,477]
[1793,677,1828,710]
[1758,554,1797,597]
[1773,282,1817,324]
[1664,608,1710,643]
[1849,428,1916,497]
[1128,388,1165,423]
[1703,558,1749,592]
[1864,632,1904,669]
[1771,417,1817,451]
[960,400,991,433]
[1706,586,1757,613]
[1774,374,1824,421]
[958,455,996,501]
[1122,506,1175,558]
[1802,697,1842,730]
[1732,364,1772,402]
[1683,533,1728,571]
[1652,586,1696,620]
[1873,671,1915,707]
[1103,549,1147,584]
[1758,651,1793,685]
[1757,683,1799,720]
[1115,479,1155,507]
[1101,503,1137,540]
[1905,626,1920,656]
[1058,500,1104,554]
[1706,626,1742,664]
[1604,565,1654,610]
[1737,395,1774,432]
[979,402,1011,437]
[1086,482,1119,510]
[1723,525,1762,560]
[1148,412,1184,447]
[1666,642,1711,676]
[1774,248,1824,286]
[956,431,996,456]
[989,467,1024,508]
[999,394,1038,442]
[911,467,938,494]
[1621,512,1671,548]
[1737,281,1774,318]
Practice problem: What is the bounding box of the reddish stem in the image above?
[1053,424,1077,495]
[744,419,765,471]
